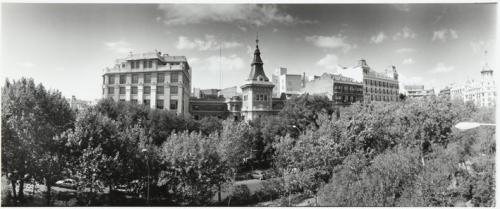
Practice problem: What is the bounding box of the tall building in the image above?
[403,85,435,98]
[240,37,276,121]
[272,67,304,98]
[450,52,496,107]
[102,51,191,115]
[303,73,364,106]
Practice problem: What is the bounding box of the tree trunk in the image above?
[18,180,24,203]
[11,180,17,206]
[46,182,52,206]
[217,184,221,203]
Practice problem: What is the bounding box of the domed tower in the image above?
[240,35,275,121]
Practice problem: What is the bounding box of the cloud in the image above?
[104,40,133,53]
[19,62,35,68]
[158,4,314,26]
[470,40,487,54]
[305,34,354,52]
[398,73,424,87]
[370,32,387,44]
[176,35,242,51]
[402,58,414,65]
[190,54,245,74]
[396,48,415,53]
[432,28,458,42]
[272,28,279,33]
[316,54,340,70]
[393,26,417,40]
[431,62,455,73]
[237,25,247,32]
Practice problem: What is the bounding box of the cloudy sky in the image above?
[1,3,497,100]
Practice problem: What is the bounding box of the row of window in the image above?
[108,72,179,84]
[107,86,178,95]
[365,87,397,94]
[242,94,269,101]
[114,98,178,110]
[335,95,359,103]
[369,95,397,101]
[130,60,153,69]
[334,85,363,92]
[364,79,398,88]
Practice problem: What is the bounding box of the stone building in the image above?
[240,37,277,121]
[272,67,304,98]
[450,60,496,107]
[302,73,364,106]
[102,51,191,115]
[403,85,435,98]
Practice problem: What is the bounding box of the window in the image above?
[131,86,138,94]
[170,100,178,110]
[157,73,164,83]
[131,61,140,69]
[143,99,150,106]
[244,95,248,101]
[131,99,138,104]
[171,72,179,83]
[119,99,125,102]
[264,95,268,101]
[157,86,164,94]
[144,60,152,69]
[132,74,139,84]
[120,75,126,84]
[108,75,115,84]
[156,100,164,109]
[108,87,114,94]
[119,87,125,94]
[170,86,178,95]
[144,86,151,95]
[144,73,151,83]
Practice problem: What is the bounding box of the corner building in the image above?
[102,51,191,115]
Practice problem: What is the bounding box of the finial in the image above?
[256,31,259,49]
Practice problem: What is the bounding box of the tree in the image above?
[157,132,226,205]
[1,78,74,205]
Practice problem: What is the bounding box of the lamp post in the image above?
[455,122,496,130]
[141,148,150,206]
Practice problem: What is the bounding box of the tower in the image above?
[240,35,275,121]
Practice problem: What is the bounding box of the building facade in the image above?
[450,58,496,108]
[302,73,364,106]
[272,67,304,98]
[403,85,435,98]
[241,38,276,121]
[102,51,191,115]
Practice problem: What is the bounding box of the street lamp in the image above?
[141,148,150,206]
[455,122,496,130]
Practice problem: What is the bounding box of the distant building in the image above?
[102,51,192,115]
[450,52,496,107]
[439,86,451,97]
[338,59,400,102]
[219,86,239,98]
[67,95,91,111]
[403,85,435,98]
[303,73,363,106]
[200,88,220,99]
[272,67,304,98]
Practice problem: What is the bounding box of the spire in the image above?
[481,50,493,73]
[247,33,269,82]
[256,31,259,49]
[251,32,263,65]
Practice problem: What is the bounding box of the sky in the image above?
[1,3,497,101]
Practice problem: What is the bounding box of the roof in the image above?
[118,51,188,63]
[247,38,270,82]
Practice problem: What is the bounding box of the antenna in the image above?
[219,45,222,90]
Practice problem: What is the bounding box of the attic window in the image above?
[258,76,264,81]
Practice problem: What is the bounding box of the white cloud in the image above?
[393,26,417,40]
[402,58,415,65]
[470,40,486,54]
[316,54,340,70]
[396,48,415,53]
[237,25,247,32]
[432,28,458,42]
[19,62,35,68]
[398,73,424,88]
[104,40,133,53]
[190,54,245,74]
[305,34,354,52]
[370,32,387,44]
[393,4,410,12]
[176,35,242,51]
[272,28,279,33]
[431,62,455,73]
[158,4,314,26]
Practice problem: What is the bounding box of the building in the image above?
[240,37,276,121]
[337,59,400,102]
[403,85,435,98]
[450,53,496,107]
[102,51,191,115]
[200,88,220,99]
[439,86,451,97]
[272,67,304,98]
[219,86,239,98]
[67,95,91,111]
[302,73,364,106]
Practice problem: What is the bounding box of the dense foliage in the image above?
[1,78,495,206]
